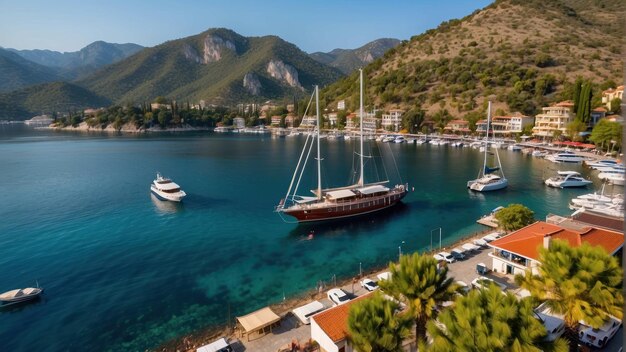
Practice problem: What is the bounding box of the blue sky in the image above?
[0,0,492,53]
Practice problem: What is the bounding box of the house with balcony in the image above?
[327,112,338,127]
[346,112,377,131]
[381,109,403,132]
[476,114,533,136]
[487,221,623,276]
[300,115,317,127]
[444,119,470,134]
[601,85,623,111]
[270,115,283,126]
[532,101,575,139]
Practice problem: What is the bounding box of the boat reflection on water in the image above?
[150,193,183,214]
[287,202,410,240]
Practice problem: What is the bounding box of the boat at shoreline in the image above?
[544,171,592,188]
[150,173,186,202]
[545,151,586,163]
[276,70,408,222]
[467,102,508,192]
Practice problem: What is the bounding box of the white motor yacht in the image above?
[586,159,621,169]
[150,173,186,202]
[507,144,523,151]
[545,151,586,163]
[544,171,592,188]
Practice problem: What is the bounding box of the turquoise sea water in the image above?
[0,125,614,351]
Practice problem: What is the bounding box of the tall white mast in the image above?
[316,86,322,199]
[358,68,364,187]
[482,101,491,176]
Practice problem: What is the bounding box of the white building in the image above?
[601,85,623,111]
[300,115,317,127]
[532,101,574,139]
[233,117,245,129]
[381,109,403,132]
[337,100,346,110]
[476,113,533,136]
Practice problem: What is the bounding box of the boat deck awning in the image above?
[357,185,390,195]
[325,189,356,199]
[236,307,281,340]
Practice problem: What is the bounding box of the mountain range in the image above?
[0,0,623,120]
[309,38,401,74]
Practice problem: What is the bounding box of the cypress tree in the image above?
[572,77,583,114]
[576,82,592,123]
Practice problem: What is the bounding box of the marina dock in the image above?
[477,214,499,228]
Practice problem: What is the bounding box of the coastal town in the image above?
[1,0,624,351]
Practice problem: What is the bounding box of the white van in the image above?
[292,300,326,325]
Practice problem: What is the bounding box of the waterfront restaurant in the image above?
[487,221,623,276]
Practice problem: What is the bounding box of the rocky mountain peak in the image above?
[202,34,236,63]
[266,60,302,89]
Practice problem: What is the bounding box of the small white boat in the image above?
[531,150,547,158]
[604,173,625,186]
[150,173,186,202]
[382,136,395,143]
[545,151,586,163]
[597,167,625,181]
[393,136,405,143]
[415,139,427,145]
[544,171,592,188]
[0,286,43,304]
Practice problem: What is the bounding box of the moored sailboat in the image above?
[276,70,409,222]
[467,101,508,192]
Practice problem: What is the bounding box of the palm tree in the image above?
[515,240,623,352]
[426,284,568,352]
[378,253,456,345]
[347,292,412,352]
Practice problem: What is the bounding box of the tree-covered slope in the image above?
[320,0,625,118]
[0,48,60,92]
[79,28,344,105]
[0,82,111,120]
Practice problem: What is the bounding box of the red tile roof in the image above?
[489,221,623,260]
[555,101,575,107]
[312,293,372,342]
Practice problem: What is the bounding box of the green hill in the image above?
[310,38,401,74]
[319,0,625,120]
[0,81,111,120]
[0,48,60,92]
[79,28,344,105]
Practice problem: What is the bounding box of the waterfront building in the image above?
[590,107,607,127]
[475,113,533,136]
[601,85,623,111]
[310,293,413,352]
[487,221,623,276]
[337,100,346,110]
[233,117,245,129]
[271,115,282,126]
[346,112,377,131]
[150,103,170,111]
[444,119,470,134]
[300,115,317,127]
[24,115,53,126]
[532,101,575,139]
[327,112,338,127]
[381,109,403,132]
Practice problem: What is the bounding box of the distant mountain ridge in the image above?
[0,81,110,119]
[78,28,344,105]
[7,41,144,79]
[309,38,401,74]
[0,48,61,92]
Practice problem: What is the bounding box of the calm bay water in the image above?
[0,125,611,351]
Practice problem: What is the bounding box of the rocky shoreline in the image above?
[153,226,498,352]
[38,122,211,133]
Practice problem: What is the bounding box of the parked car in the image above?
[455,280,470,294]
[476,262,490,275]
[470,277,506,291]
[327,288,351,306]
[450,248,466,260]
[360,278,379,292]
[579,315,622,348]
[433,251,455,264]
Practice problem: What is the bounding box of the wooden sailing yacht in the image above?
[276,69,409,222]
[467,101,508,192]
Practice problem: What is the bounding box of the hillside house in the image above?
[601,85,623,111]
[532,101,574,139]
[444,119,470,134]
[381,109,403,132]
